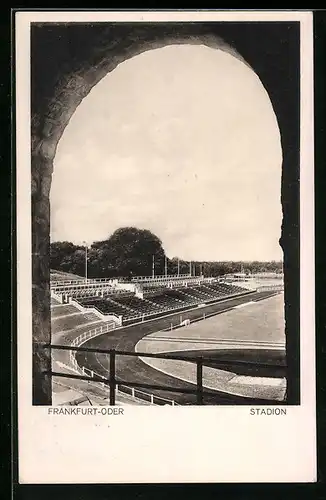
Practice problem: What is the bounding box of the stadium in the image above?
[50,268,285,406]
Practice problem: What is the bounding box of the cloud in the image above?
[51,45,282,261]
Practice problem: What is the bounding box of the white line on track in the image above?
[234,301,255,309]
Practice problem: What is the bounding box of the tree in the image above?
[50,241,81,271]
[60,249,86,277]
[92,227,166,277]
[50,236,283,279]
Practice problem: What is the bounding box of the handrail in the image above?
[51,278,115,287]
[131,274,191,281]
[51,343,284,368]
[64,322,177,406]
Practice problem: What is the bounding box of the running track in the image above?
[75,291,281,405]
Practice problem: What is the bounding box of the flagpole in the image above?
[83,241,88,283]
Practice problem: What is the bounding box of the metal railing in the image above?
[50,344,207,406]
[62,322,177,406]
[78,365,177,406]
[257,285,284,292]
[49,343,285,406]
[51,277,114,287]
[131,274,191,281]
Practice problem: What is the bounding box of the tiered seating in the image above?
[143,286,168,296]
[182,286,212,301]
[113,295,162,315]
[142,283,247,318]
[59,279,249,326]
[79,297,129,317]
[203,282,245,296]
[222,283,245,294]
[193,285,223,299]
[200,284,226,298]
[165,288,199,306]
[147,293,184,309]
[51,311,100,334]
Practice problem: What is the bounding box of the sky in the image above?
[50,44,283,261]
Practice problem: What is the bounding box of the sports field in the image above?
[138,292,285,352]
[136,293,286,401]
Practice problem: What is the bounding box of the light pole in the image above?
[83,241,88,283]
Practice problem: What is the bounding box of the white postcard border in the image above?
[16,10,316,484]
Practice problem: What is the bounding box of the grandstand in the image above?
[51,274,253,326]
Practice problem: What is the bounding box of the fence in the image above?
[51,343,207,406]
[257,284,284,292]
[51,277,114,287]
[67,322,177,406]
[50,343,284,406]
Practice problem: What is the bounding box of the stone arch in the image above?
[31,22,299,404]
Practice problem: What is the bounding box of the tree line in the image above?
[50,227,283,279]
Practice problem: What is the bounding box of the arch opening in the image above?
[31,27,298,407]
[50,44,283,264]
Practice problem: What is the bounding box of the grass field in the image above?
[136,293,286,400]
[138,293,285,351]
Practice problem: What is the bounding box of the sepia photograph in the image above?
[16,10,315,484]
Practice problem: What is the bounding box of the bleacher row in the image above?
[76,282,246,323]
[51,283,120,297]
